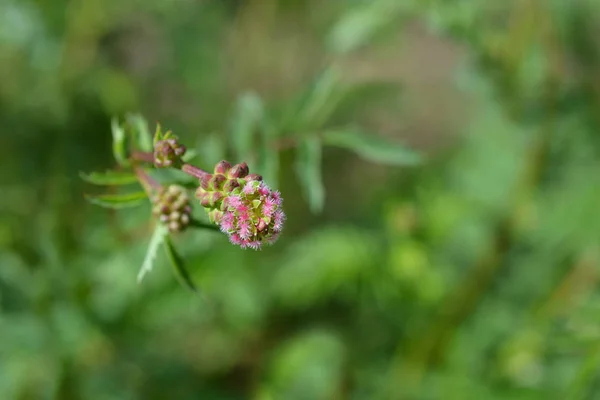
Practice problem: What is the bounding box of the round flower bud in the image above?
[228,162,249,179]
[214,160,232,175]
[223,179,241,193]
[209,174,227,191]
[154,136,187,168]
[152,185,192,233]
[199,173,213,191]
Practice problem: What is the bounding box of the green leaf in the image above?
[163,235,197,292]
[322,129,422,166]
[79,170,139,186]
[181,149,198,163]
[296,68,344,131]
[126,113,153,152]
[153,123,169,146]
[137,224,169,283]
[327,1,405,54]
[230,92,265,161]
[331,81,403,122]
[84,191,148,209]
[111,117,129,166]
[295,136,325,213]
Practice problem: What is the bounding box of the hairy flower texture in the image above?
[152,185,192,233]
[195,161,285,249]
[220,180,285,249]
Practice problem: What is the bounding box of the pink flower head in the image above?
[216,180,285,250]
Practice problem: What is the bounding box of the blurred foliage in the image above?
[2,0,600,399]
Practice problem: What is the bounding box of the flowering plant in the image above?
[82,79,420,291]
[82,117,286,291]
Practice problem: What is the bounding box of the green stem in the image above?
[189,218,220,232]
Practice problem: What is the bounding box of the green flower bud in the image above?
[208,209,224,224]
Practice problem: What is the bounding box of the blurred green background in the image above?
[3,0,600,399]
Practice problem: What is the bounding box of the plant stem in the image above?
[181,163,210,180]
[134,167,162,197]
[131,151,154,163]
[131,149,210,180]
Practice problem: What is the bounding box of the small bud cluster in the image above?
[152,185,192,233]
[195,160,285,249]
[154,137,186,168]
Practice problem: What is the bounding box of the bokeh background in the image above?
[3,0,600,399]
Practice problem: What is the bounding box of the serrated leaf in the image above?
[327,1,404,54]
[296,136,325,213]
[230,92,265,162]
[79,170,139,186]
[322,129,422,166]
[137,225,169,283]
[84,191,147,209]
[296,68,344,131]
[163,235,197,292]
[111,118,129,166]
[126,113,153,152]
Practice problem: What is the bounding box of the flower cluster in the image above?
[152,185,192,233]
[154,137,186,168]
[195,160,285,249]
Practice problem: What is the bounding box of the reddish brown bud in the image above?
[200,196,211,208]
[154,137,186,168]
[214,160,232,175]
[223,179,240,193]
[228,162,249,178]
[245,174,263,182]
[199,173,213,190]
[209,174,227,191]
[210,192,224,207]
